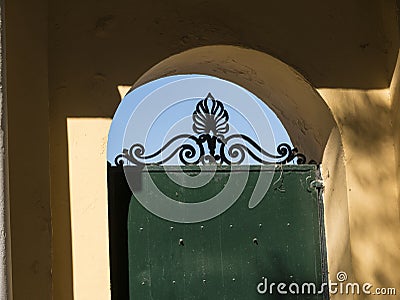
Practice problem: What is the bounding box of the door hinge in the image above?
[310,179,324,189]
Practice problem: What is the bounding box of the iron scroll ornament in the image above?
[115,93,310,166]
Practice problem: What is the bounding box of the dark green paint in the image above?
[126,165,325,299]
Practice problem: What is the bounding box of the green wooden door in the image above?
[126,165,327,299]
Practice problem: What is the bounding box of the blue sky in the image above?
[107,75,292,165]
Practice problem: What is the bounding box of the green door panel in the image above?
[126,165,326,300]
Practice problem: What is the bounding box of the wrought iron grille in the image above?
[115,93,310,166]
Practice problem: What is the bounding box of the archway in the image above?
[107,45,350,299]
[132,45,336,162]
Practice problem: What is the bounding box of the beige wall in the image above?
[67,118,111,300]
[390,51,400,218]
[319,88,400,299]
[4,0,400,299]
[5,0,52,299]
[321,127,354,300]
[5,0,51,299]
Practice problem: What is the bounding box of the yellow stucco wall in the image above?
[5,0,52,299]
[319,88,400,299]
[321,127,354,300]
[4,0,400,299]
[390,51,400,220]
[67,118,111,300]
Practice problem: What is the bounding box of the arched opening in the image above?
[108,74,297,166]
[133,45,336,162]
[130,48,353,294]
[106,45,351,299]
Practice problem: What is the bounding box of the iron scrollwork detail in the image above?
[115,93,309,166]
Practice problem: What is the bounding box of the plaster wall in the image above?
[321,127,354,300]
[3,0,400,299]
[390,51,400,217]
[5,0,52,299]
[67,118,111,300]
[319,88,400,298]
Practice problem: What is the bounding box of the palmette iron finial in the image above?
[115,93,310,166]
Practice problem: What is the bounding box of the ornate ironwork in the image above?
[115,93,310,166]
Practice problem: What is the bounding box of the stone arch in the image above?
[125,46,353,294]
[133,45,336,162]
